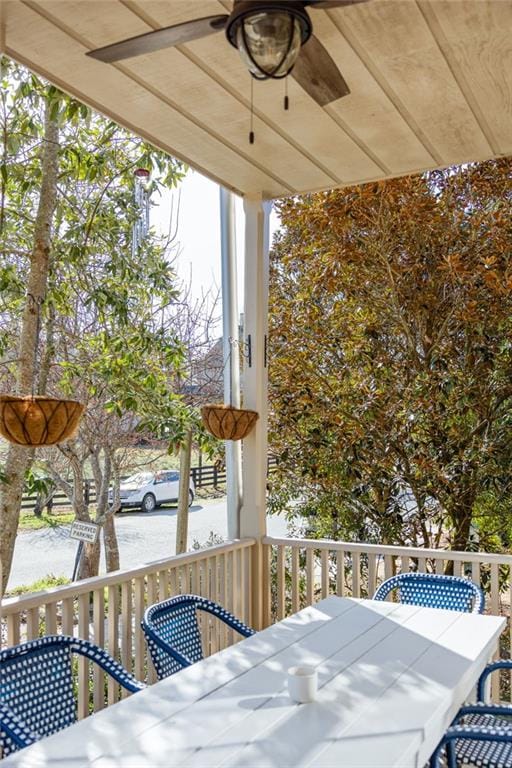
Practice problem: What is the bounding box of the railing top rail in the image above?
[263,535,512,566]
[2,538,256,615]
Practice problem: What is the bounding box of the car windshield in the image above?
[123,472,154,486]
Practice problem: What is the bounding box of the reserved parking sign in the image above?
[69,521,100,544]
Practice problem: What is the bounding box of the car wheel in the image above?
[141,493,156,513]
[188,489,194,507]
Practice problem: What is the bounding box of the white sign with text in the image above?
[69,521,100,544]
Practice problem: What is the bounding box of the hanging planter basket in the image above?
[0,395,85,447]
[201,404,258,441]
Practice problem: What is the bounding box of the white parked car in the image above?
[109,470,195,513]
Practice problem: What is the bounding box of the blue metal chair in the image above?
[0,704,38,756]
[430,661,512,768]
[373,572,485,614]
[142,594,255,680]
[0,635,145,756]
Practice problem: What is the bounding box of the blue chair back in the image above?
[142,594,255,680]
[373,572,484,613]
[0,635,144,756]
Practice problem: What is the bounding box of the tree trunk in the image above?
[0,99,59,595]
[176,429,193,554]
[78,540,101,580]
[92,449,121,573]
[103,515,120,572]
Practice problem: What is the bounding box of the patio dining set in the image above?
[1,572,510,767]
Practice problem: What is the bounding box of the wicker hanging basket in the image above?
[201,404,258,441]
[0,395,85,447]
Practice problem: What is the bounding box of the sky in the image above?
[151,170,280,309]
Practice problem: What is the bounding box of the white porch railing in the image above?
[1,538,255,718]
[2,534,510,720]
[263,536,512,702]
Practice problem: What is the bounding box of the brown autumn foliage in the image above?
[268,159,512,551]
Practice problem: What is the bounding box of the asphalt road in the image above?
[8,498,290,590]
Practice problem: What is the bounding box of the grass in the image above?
[19,509,75,531]
[6,574,70,597]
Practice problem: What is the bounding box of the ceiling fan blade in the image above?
[87,15,229,63]
[305,0,369,8]
[292,35,350,106]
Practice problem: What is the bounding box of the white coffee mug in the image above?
[287,665,318,703]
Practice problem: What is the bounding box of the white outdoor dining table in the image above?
[4,596,505,768]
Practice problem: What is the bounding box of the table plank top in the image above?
[4,597,505,768]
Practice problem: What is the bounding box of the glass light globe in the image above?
[236,11,302,79]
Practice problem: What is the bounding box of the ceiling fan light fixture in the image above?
[226,2,312,80]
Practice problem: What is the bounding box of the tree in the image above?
[268,160,512,553]
[0,57,185,590]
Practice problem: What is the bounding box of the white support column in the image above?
[220,187,242,540]
[241,196,271,628]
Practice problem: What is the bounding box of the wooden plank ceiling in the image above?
[1,0,511,199]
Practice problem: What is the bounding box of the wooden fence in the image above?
[22,457,277,513]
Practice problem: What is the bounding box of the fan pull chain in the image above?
[249,77,255,144]
[284,77,289,111]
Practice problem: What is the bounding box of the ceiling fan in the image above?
[87,1,368,108]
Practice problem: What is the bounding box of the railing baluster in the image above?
[352,552,361,598]
[246,546,253,626]
[77,593,89,719]
[45,602,57,635]
[191,559,200,596]
[277,545,286,620]
[263,543,272,628]
[120,581,132,697]
[336,549,345,597]
[235,549,242,621]
[220,554,228,649]
[471,561,481,586]
[26,607,40,640]
[306,547,314,606]
[107,584,120,703]
[291,546,300,612]
[199,557,207,600]
[7,614,20,647]
[213,555,221,651]
[93,588,105,711]
[147,573,158,683]
[321,550,329,599]
[62,598,74,637]
[367,553,377,597]
[490,563,500,702]
[227,551,235,646]
[133,577,145,683]
[169,567,177,597]
[159,569,170,601]
[239,548,248,627]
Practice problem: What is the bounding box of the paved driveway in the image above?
[8,498,290,590]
